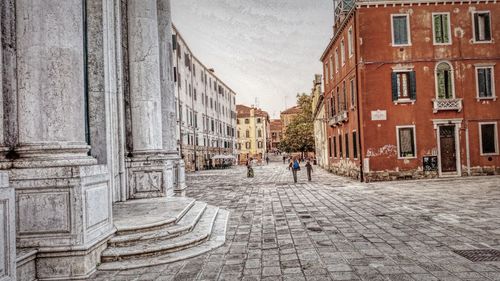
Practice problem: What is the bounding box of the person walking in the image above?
[246,158,254,178]
[289,157,300,183]
[282,156,286,164]
[266,156,269,165]
[305,160,313,181]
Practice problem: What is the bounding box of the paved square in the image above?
[91,162,500,280]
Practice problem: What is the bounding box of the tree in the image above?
[279,93,315,154]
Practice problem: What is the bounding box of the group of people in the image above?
[245,155,314,183]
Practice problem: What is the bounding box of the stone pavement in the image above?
[90,161,500,281]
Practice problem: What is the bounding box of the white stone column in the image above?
[0,172,15,281]
[15,0,94,167]
[127,0,163,154]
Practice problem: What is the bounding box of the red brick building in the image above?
[321,0,499,181]
[270,119,283,153]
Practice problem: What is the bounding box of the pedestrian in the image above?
[289,157,300,183]
[247,158,254,178]
[282,156,286,164]
[305,160,313,181]
[266,156,269,165]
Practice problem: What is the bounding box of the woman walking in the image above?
[289,157,300,183]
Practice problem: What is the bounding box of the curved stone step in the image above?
[98,209,229,271]
[113,197,196,235]
[109,201,208,247]
[101,206,219,262]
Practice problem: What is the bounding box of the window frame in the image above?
[434,61,456,99]
[392,69,415,103]
[335,48,339,73]
[348,26,354,57]
[352,130,358,160]
[479,122,499,156]
[472,11,492,44]
[396,125,417,159]
[432,12,452,45]
[391,14,412,47]
[340,38,346,66]
[475,64,496,100]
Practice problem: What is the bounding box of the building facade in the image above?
[270,119,283,153]
[311,74,329,168]
[172,26,238,171]
[280,106,302,137]
[236,105,270,163]
[321,0,500,181]
[0,1,227,280]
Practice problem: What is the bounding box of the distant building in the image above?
[236,105,270,163]
[270,119,283,153]
[172,26,238,171]
[280,105,302,137]
[311,74,328,168]
[321,0,499,181]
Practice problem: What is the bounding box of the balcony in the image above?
[432,98,463,113]
[328,111,349,127]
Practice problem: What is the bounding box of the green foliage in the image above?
[279,93,315,153]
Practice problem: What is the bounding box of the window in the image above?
[433,13,451,44]
[237,131,240,138]
[391,71,416,101]
[333,136,337,158]
[339,134,343,158]
[246,142,251,149]
[479,123,498,155]
[258,141,263,149]
[345,133,349,159]
[324,63,329,84]
[391,14,410,46]
[340,40,345,65]
[476,66,495,99]
[237,119,240,125]
[245,118,250,124]
[335,49,339,73]
[350,79,356,108]
[352,131,358,159]
[397,126,417,158]
[473,11,491,42]
[348,27,354,57]
[435,62,454,99]
[328,137,332,157]
[343,81,347,111]
[257,118,261,123]
[245,130,250,138]
[258,129,262,138]
[329,56,334,79]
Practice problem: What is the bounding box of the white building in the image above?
[172,26,238,171]
[311,75,329,168]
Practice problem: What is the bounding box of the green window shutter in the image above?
[478,69,486,97]
[400,17,408,44]
[474,13,480,41]
[391,72,399,101]
[485,68,492,97]
[437,70,445,99]
[484,14,491,40]
[434,15,443,43]
[442,15,449,43]
[409,71,417,100]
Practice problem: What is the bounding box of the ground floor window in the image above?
[328,137,332,157]
[397,126,416,158]
[339,134,343,158]
[333,136,337,158]
[480,122,498,155]
[345,133,349,159]
[352,131,358,159]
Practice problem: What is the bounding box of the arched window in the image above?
[436,62,454,99]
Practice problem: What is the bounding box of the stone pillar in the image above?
[9,1,114,279]
[157,0,186,192]
[125,0,174,198]
[0,172,15,281]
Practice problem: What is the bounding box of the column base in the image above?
[126,154,175,199]
[175,159,187,193]
[0,172,15,281]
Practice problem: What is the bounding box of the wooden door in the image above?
[439,125,457,173]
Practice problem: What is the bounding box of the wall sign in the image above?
[371,110,387,121]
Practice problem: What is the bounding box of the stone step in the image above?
[113,197,196,235]
[98,209,229,271]
[101,206,219,262]
[109,201,208,247]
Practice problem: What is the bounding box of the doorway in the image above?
[438,125,459,175]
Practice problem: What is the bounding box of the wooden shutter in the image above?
[409,71,417,100]
[434,15,442,43]
[478,68,486,97]
[393,17,401,44]
[442,15,449,43]
[391,72,399,101]
[484,14,491,40]
[474,13,480,41]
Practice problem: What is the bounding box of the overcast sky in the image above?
[171,0,334,119]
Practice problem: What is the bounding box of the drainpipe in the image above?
[353,9,364,182]
[465,121,471,176]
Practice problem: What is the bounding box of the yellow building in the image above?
[236,105,270,164]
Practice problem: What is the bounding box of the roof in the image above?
[236,104,269,118]
[281,105,302,115]
[270,119,282,131]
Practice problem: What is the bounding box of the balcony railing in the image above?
[328,110,349,127]
[432,98,463,113]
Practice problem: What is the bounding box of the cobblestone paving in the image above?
[92,161,500,281]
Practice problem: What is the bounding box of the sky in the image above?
[170,0,334,119]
